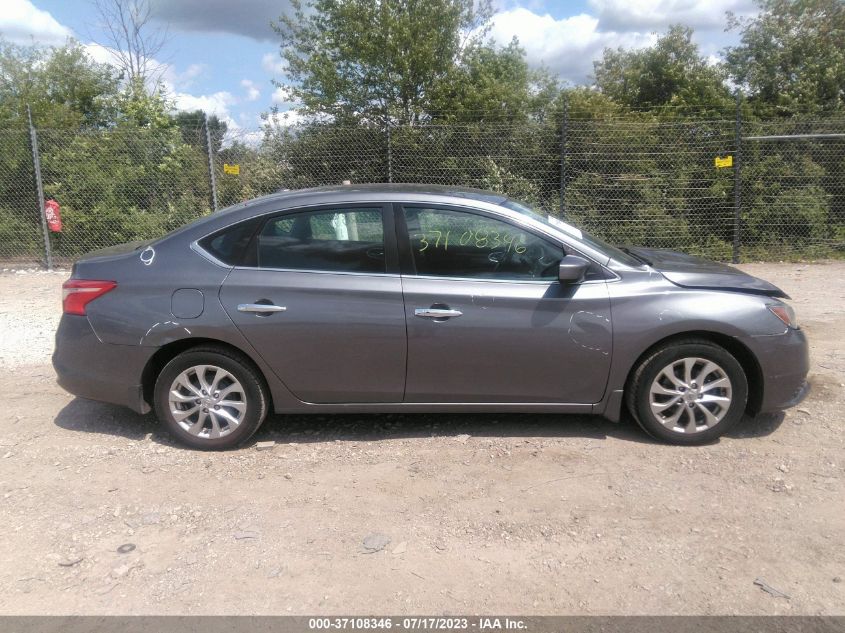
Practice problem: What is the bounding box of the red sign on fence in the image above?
[45,199,62,232]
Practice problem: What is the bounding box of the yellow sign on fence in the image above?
[223,163,240,175]
[714,155,733,168]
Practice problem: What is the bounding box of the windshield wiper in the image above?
[618,246,652,266]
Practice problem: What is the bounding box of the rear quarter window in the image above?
[197,218,261,266]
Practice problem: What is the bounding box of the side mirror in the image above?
[558,255,589,284]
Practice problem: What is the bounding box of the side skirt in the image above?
[272,402,595,415]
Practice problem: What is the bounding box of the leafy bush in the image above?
[0,208,40,254]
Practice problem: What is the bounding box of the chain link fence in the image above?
[740,117,845,260]
[1,112,843,268]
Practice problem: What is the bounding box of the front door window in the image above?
[403,207,563,280]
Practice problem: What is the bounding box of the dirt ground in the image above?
[0,262,843,616]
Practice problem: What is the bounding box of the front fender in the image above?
[596,271,785,420]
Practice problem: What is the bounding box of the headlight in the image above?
[768,302,798,329]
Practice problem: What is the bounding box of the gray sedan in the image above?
[53,185,809,449]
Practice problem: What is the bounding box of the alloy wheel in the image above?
[168,364,247,439]
[648,357,733,433]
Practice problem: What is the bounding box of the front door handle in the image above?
[414,308,463,319]
[238,303,287,313]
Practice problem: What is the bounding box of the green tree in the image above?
[272,0,493,124]
[725,0,845,113]
[0,40,124,256]
[430,38,559,123]
[0,39,119,128]
[174,109,228,153]
[593,25,732,113]
[0,41,212,257]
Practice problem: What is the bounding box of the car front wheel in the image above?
[153,346,269,450]
[627,339,748,445]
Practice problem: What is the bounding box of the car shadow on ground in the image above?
[54,397,786,449]
[54,397,158,441]
[727,411,785,439]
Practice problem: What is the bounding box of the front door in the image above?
[398,204,613,403]
[220,205,406,403]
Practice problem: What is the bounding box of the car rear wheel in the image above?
[154,346,268,450]
[627,339,748,445]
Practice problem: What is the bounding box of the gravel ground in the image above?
[0,262,843,615]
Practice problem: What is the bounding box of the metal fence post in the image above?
[386,120,393,184]
[732,94,742,264]
[27,105,53,270]
[204,113,219,212]
[559,97,568,218]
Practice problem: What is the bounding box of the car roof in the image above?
[218,183,508,213]
[277,183,507,201]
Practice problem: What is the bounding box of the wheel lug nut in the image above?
[679,387,686,392]
[214,405,220,410]
[202,407,208,412]
[213,392,219,398]
[195,399,201,404]
[691,382,697,389]
[688,402,695,408]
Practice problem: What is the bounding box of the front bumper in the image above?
[52,315,154,414]
[748,326,810,413]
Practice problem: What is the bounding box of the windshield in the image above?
[499,199,644,267]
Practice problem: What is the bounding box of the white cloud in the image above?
[83,42,237,124]
[588,0,756,33]
[488,2,757,84]
[173,91,236,118]
[82,42,116,66]
[174,63,206,88]
[174,91,244,141]
[271,85,295,106]
[0,0,72,46]
[223,127,264,148]
[83,41,172,86]
[489,8,656,84]
[266,108,309,128]
[240,79,261,101]
[84,42,205,93]
[262,52,288,75]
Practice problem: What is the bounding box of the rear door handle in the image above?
[238,303,287,313]
[414,308,463,319]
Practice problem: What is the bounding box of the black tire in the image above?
[154,345,269,450]
[626,339,748,445]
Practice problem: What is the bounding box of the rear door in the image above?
[397,203,613,403]
[219,204,407,403]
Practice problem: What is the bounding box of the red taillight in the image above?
[62,279,117,315]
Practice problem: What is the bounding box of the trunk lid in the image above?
[624,246,789,299]
[70,239,154,280]
[75,239,153,263]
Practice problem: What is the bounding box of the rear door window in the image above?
[256,208,386,273]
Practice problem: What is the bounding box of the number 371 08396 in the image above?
[414,229,527,254]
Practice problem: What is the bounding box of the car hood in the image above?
[624,246,789,299]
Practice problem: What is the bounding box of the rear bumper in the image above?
[52,315,154,414]
[747,326,810,413]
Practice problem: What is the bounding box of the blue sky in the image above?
[3,0,757,131]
